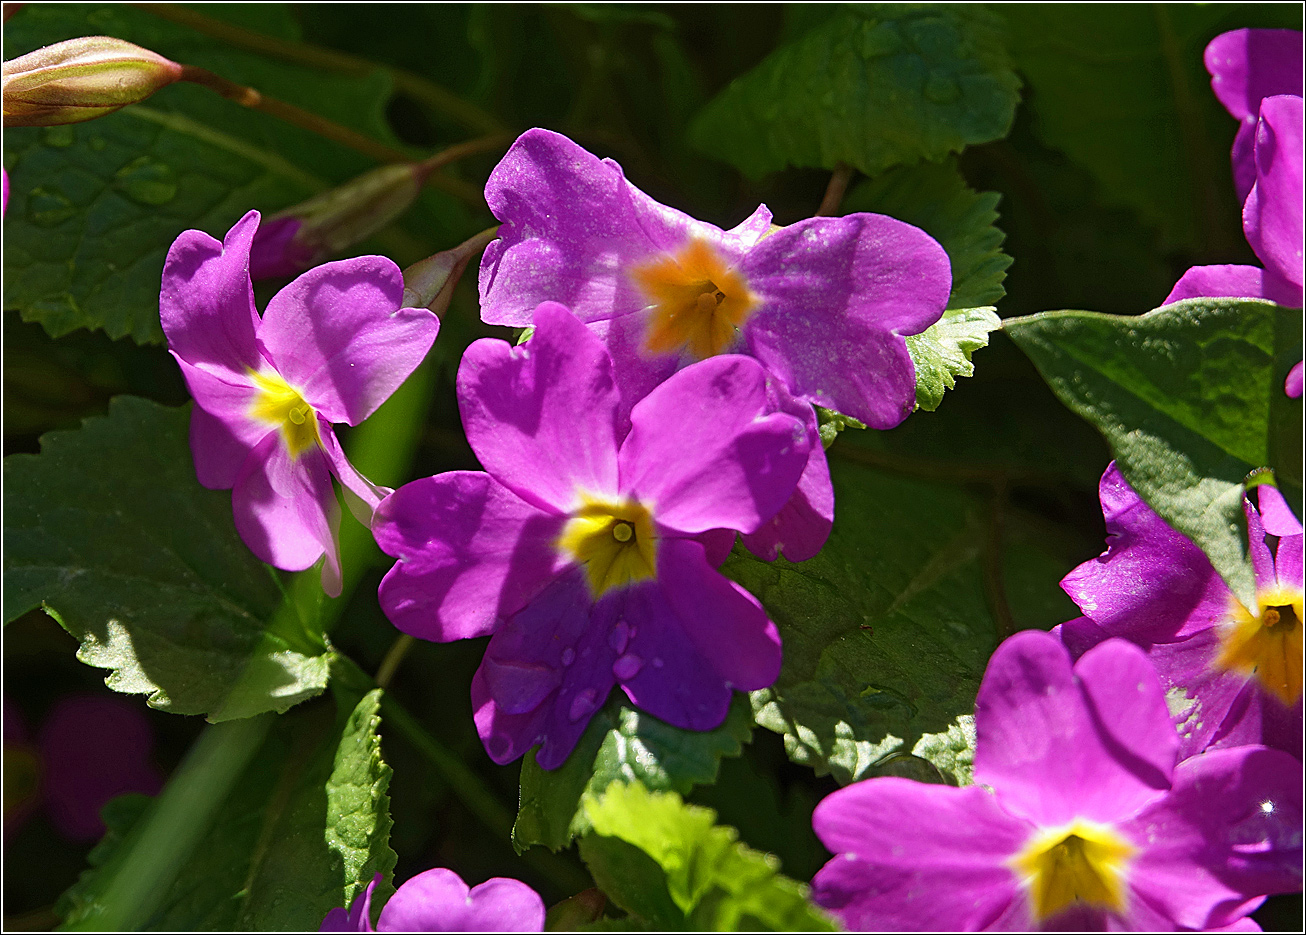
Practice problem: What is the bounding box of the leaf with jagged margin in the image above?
[689,4,1020,179]
[1,3,477,344]
[1005,297,1303,609]
[58,690,397,930]
[3,396,331,720]
[906,307,1002,412]
[723,456,1079,785]
[578,783,837,931]
[325,689,398,916]
[514,694,753,853]
[911,713,976,785]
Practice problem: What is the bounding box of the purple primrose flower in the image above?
[477,129,951,561]
[1057,464,1303,760]
[1168,28,1304,321]
[1204,29,1304,202]
[810,630,1303,931]
[321,870,544,932]
[479,129,951,432]
[161,210,440,596]
[373,302,809,767]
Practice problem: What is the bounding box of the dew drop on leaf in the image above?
[26,186,76,227]
[114,156,178,206]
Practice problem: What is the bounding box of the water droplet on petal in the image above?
[41,126,75,147]
[482,657,561,715]
[609,619,630,654]
[613,654,644,681]
[568,688,600,722]
[26,186,76,227]
[114,156,177,205]
[561,647,575,666]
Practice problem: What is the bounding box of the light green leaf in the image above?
[910,713,976,786]
[843,157,1011,311]
[325,689,398,915]
[906,307,1002,412]
[514,694,753,853]
[689,5,1020,178]
[1004,297,1303,608]
[58,691,397,930]
[3,396,331,719]
[579,783,836,931]
[1,3,428,343]
[723,456,1079,785]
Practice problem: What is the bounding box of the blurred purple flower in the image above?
[1205,29,1303,202]
[374,302,808,767]
[161,210,440,596]
[810,630,1302,931]
[321,870,544,932]
[4,693,161,844]
[1057,463,1302,760]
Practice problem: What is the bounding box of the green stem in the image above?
[375,634,415,689]
[179,64,411,165]
[135,2,506,135]
[59,715,272,931]
[815,162,854,217]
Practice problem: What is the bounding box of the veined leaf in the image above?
[3,396,330,720]
[1005,297,1303,607]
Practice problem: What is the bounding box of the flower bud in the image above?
[3,36,184,126]
[401,227,498,316]
[249,163,426,280]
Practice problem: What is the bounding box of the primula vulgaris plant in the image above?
[809,631,1303,931]
[161,210,439,595]
[374,302,810,767]
[5,6,1304,934]
[1058,465,1303,759]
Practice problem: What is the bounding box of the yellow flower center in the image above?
[631,238,757,360]
[556,494,657,598]
[1010,820,1134,923]
[1216,587,1304,705]
[247,369,320,459]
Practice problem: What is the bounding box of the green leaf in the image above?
[910,713,976,786]
[723,456,1079,785]
[999,4,1303,250]
[1,3,420,343]
[60,691,397,930]
[689,5,1020,178]
[906,307,1002,412]
[325,689,398,915]
[1004,298,1303,608]
[578,783,836,931]
[843,157,1011,311]
[514,694,753,853]
[3,396,331,719]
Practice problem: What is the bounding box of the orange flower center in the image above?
[630,239,756,360]
[1216,586,1304,705]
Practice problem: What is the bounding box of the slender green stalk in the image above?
[815,162,854,217]
[178,64,411,164]
[59,715,272,931]
[134,2,506,135]
[375,634,416,689]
